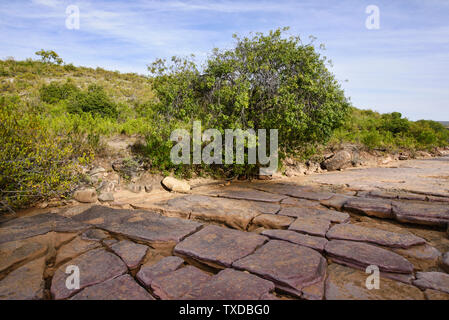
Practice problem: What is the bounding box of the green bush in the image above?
[0,96,89,209]
[67,84,118,118]
[148,28,350,175]
[39,79,79,104]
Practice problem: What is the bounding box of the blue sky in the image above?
[1,0,448,120]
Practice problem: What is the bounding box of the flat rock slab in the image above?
[71,274,154,300]
[261,229,328,252]
[0,213,88,244]
[320,195,353,211]
[0,239,48,273]
[279,207,349,224]
[326,224,426,248]
[0,257,46,300]
[71,206,202,248]
[413,272,449,294]
[232,240,327,299]
[186,268,275,300]
[51,248,127,300]
[251,214,294,230]
[159,195,279,230]
[174,225,268,269]
[151,266,211,299]
[252,183,335,201]
[288,217,331,237]
[325,240,414,274]
[205,187,287,203]
[81,229,109,242]
[325,264,424,300]
[137,256,185,288]
[343,198,393,219]
[424,289,449,300]
[392,202,449,227]
[393,244,441,271]
[55,237,101,266]
[281,197,322,208]
[110,240,148,269]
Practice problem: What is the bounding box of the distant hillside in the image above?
[439,121,449,128]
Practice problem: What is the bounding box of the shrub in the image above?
[0,96,89,209]
[67,84,118,118]
[39,79,79,104]
[148,28,350,175]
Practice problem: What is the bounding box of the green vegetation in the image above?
[1,29,448,209]
[330,108,449,152]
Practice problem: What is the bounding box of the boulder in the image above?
[98,192,114,202]
[162,177,190,193]
[323,150,353,171]
[73,189,97,203]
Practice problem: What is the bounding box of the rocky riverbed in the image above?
[0,157,448,300]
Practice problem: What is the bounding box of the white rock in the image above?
[73,189,98,203]
[162,177,190,193]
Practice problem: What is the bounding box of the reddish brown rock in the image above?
[0,257,46,300]
[71,274,154,300]
[424,289,449,300]
[211,187,287,203]
[325,264,424,300]
[320,195,352,211]
[261,229,328,252]
[137,256,184,288]
[325,240,414,274]
[55,237,101,266]
[279,207,349,223]
[0,213,88,244]
[281,197,321,208]
[232,240,327,299]
[71,206,203,249]
[0,240,47,274]
[151,266,211,299]
[51,248,127,300]
[393,244,441,271]
[392,202,449,227]
[326,224,426,248]
[81,229,109,242]
[288,217,331,237]
[174,225,267,269]
[251,214,294,230]
[343,198,393,219]
[187,268,275,300]
[110,240,148,269]
[160,195,279,230]
[413,272,449,294]
[252,183,334,201]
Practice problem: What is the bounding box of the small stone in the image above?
[413,272,449,294]
[187,268,275,300]
[261,229,328,252]
[145,185,153,193]
[0,257,46,300]
[110,240,148,269]
[288,217,331,237]
[137,256,184,288]
[162,177,190,193]
[73,189,98,203]
[98,192,114,202]
[71,274,154,300]
[326,224,426,248]
[174,225,268,269]
[151,266,211,299]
